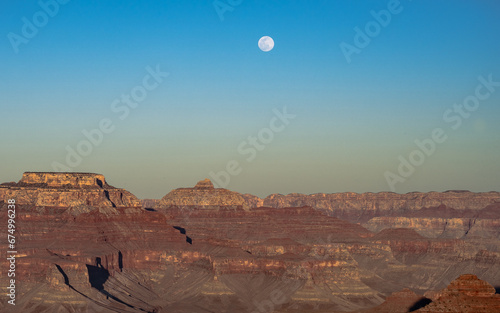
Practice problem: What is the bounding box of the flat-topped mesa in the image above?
[0,172,140,208]
[20,172,109,188]
[156,178,248,211]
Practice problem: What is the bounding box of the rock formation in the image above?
[18,172,108,188]
[361,274,500,313]
[1,173,499,312]
[417,274,500,312]
[260,191,500,222]
[156,178,249,210]
[237,192,500,239]
[0,172,140,208]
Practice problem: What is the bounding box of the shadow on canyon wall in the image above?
[408,297,432,312]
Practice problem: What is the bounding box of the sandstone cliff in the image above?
[1,174,499,312]
[363,203,500,239]
[156,178,249,210]
[0,172,140,208]
[260,191,500,223]
[235,191,500,239]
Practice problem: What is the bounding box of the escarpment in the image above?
[1,173,499,312]
[0,172,140,208]
[155,178,249,211]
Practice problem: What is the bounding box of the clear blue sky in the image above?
[1,0,499,198]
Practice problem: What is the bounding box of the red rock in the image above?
[0,172,140,208]
[261,191,500,223]
[156,178,249,210]
[418,274,500,313]
[1,173,500,313]
[433,274,496,298]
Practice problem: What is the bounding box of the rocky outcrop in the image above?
[194,178,214,189]
[362,274,500,313]
[18,172,108,188]
[156,178,249,210]
[241,193,264,208]
[0,172,140,208]
[417,274,500,312]
[426,274,496,298]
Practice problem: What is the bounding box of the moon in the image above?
[258,36,274,52]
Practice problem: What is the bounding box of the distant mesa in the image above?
[0,172,140,208]
[19,172,109,188]
[155,178,248,210]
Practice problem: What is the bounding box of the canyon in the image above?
[0,172,499,312]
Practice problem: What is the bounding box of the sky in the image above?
[1,0,499,199]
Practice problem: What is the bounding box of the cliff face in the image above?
[363,203,500,239]
[364,215,500,239]
[156,178,249,210]
[0,172,140,208]
[1,175,499,312]
[243,192,500,239]
[261,191,500,223]
[240,193,264,208]
[19,172,108,188]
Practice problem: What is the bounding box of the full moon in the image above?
[258,36,274,52]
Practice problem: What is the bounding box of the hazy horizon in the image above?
[1,1,499,199]
[3,171,500,200]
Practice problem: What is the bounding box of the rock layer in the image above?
[19,172,108,188]
[417,274,500,312]
[0,172,139,208]
[362,274,500,313]
[238,192,500,239]
[156,178,249,210]
[260,191,500,223]
[1,174,500,312]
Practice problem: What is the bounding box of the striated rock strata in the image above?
[1,174,500,312]
[363,203,500,239]
[361,274,500,313]
[156,178,249,211]
[0,172,139,208]
[260,191,500,223]
[417,274,500,312]
[234,191,500,239]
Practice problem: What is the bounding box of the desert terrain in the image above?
[1,172,499,312]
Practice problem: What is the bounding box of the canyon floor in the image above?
[1,172,499,312]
